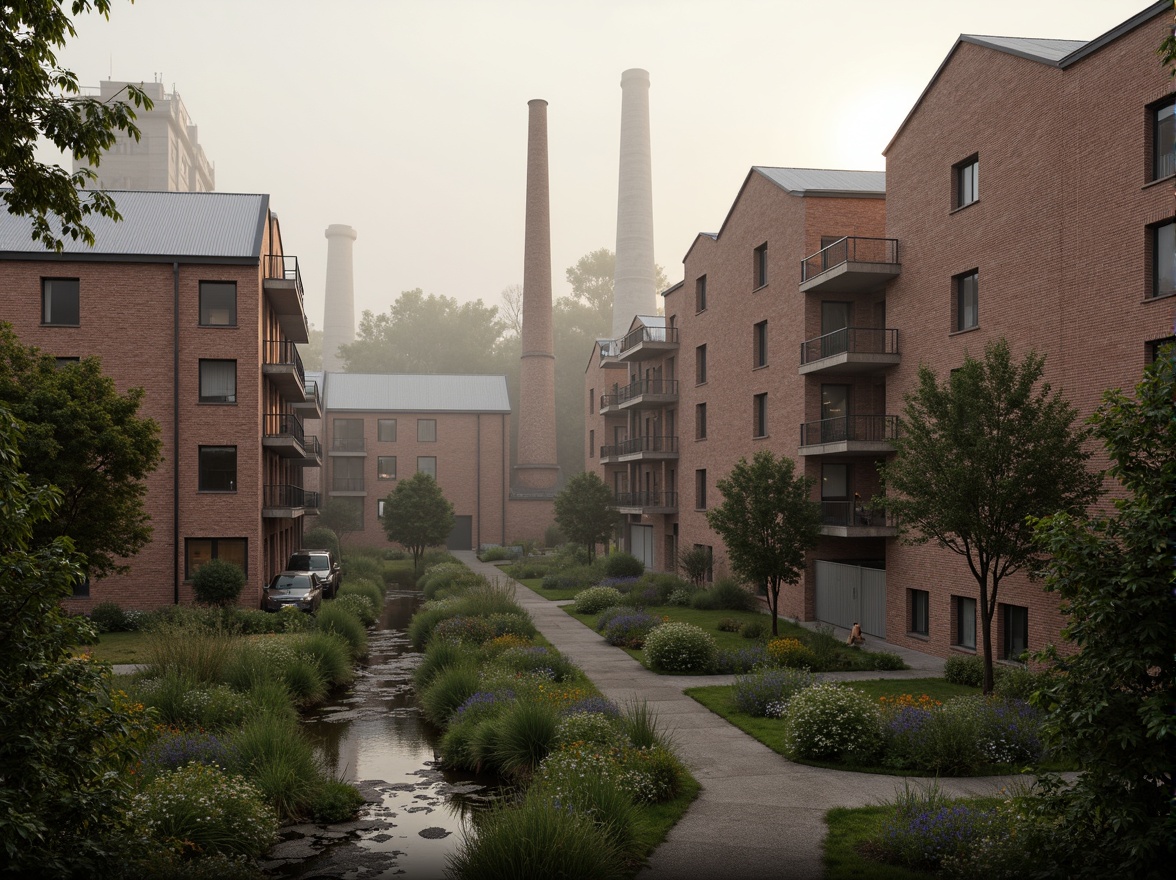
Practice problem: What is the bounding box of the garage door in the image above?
[446,515,473,551]
[630,524,654,570]
[814,560,886,638]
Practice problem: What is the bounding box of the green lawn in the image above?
[74,630,152,664]
[823,806,933,880]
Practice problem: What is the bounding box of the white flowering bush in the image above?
[783,682,884,762]
[535,741,685,805]
[555,711,626,750]
[572,586,624,615]
[643,622,717,673]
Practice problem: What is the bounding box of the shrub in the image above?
[309,778,365,823]
[599,611,663,648]
[709,578,759,612]
[413,638,469,691]
[619,744,687,803]
[741,620,768,640]
[804,623,845,671]
[944,655,986,687]
[783,683,883,762]
[282,653,328,707]
[316,603,368,658]
[407,603,454,650]
[343,555,383,584]
[433,614,496,645]
[139,729,238,781]
[418,661,481,727]
[89,601,128,633]
[714,644,769,673]
[879,782,1002,872]
[717,617,742,632]
[192,559,247,608]
[677,545,712,587]
[602,551,643,578]
[766,637,818,669]
[143,621,236,684]
[296,631,354,688]
[689,588,721,610]
[666,587,694,607]
[543,523,565,547]
[491,645,581,683]
[993,665,1047,702]
[302,526,341,559]
[534,769,642,859]
[479,545,512,562]
[637,572,690,605]
[331,593,376,626]
[339,576,385,615]
[572,586,624,615]
[554,711,626,750]
[508,558,554,580]
[644,622,717,673]
[486,611,537,639]
[868,651,906,671]
[228,713,322,822]
[136,671,250,730]
[733,667,815,717]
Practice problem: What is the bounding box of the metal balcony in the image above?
[798,415,898,456]
[614,490,678,514]
[262,483,317,518]
[291,378,322,419]
[330,476,365,494]
[799,237,900,293]
[263,254,309,343]
[262,412,308,458]
[819,500,897,537]
[330,436,366,455]
[600,378,679,413]
[599,435,679,463]
[262,340,307,399]
[616,326,679,362]
[799,328,900,375]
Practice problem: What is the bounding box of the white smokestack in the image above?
[612,68,656,339]
[321,224,357,372]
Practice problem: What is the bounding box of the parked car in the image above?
[263,571,323,613]
[286,549,341,599]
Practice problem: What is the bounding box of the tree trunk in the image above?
[768,579,780,636]
[979,576,995,695]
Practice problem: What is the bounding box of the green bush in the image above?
[490,701,559,778]
[486,611,537,639]
[543,523,565,547]
[533,771,642,859]
[479,546,512,562]
[418,661,481,727]
[643,622,717,673]
[666,586,694,607]
[601,551,643,578]
[331,593,377,627]
[944,655,986,687]
[993,664,1045,702]
[343,554,383,584]
[619,743,688,803]
[491,645,581,683]
[295,631,354,688]
[302,526,341,559]
[741,620,768,640]
[709,578,759,612]
[228,713,322,822]
[136,670,250,730]
[572,586,624,614]
[433,614,496,645]
[407,603,454,650]
[143,621,237,683]
[766,637,819,669]
[554,711,626,750]
[868,651,906,671]
[192,559,247,608]
[733,667,815,717]
[309,778,365,823]
[804,623,845,671]
[508,558,554,580]
[339,576,385,614]
[688,588,721,610]
[783,683,883,763]
[89,601,128,633]
[878,781,1000,872]
[413,638,469,691]
[316,603,368,658]
[282,654,327,707]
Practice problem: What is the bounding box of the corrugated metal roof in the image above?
[324,372,511,413]
[962,35,1086,64]
[0,190,267,259]
[754,167,886,196]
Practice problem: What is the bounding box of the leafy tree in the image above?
[1028,345,1175,877]
[191,558,246,607]
[564,247,669,327]
[499,283,524,338]
[0,324,162,579]
[881,338,1101,693]
[706,450,822,636]
[677,545,712,587]
[303,524,341,560]
[1,1,152,252]
[553,296,609,477]
[317,497,362,557]
[382,472,455,571]
[0,405,147,877]
[554,471,616,561]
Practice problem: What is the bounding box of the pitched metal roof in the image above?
[0,190,268,260]
[753,167,886,198]
[961,35,1086,64]
[323,372,511,414]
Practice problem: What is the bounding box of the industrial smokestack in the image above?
[321,224,357,372]
[612,68,656,339]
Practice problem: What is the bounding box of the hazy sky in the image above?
[40,0,1152,332]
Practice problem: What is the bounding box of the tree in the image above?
[297,322,323,371]
[880,338,1101,693]
[0,405,146,877]
[564,247,670,327]
[382,472,455,571]
[499,283,524,338]
[1,1,152,253]
[553,471,616,561]
[706,450,822,636]
[1028,345,1175,877]
[191,558,246,607]
[317,498,362,559]
[553,296,609,478]
[0,324,162,579]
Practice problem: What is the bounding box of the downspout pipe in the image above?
[172,261,181,604]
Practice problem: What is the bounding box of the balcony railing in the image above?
[332,436,365,452]
[302,435,322,458]
[614,491,678,511]
[263,254,304,302]
[262,339,306,395]
[799,415,899,446]
[264,412,306,446]
[800,328,898,365]
[600,435,679,458]
[263,484,317,509]
[820,501,895,528]
[331,477,364,492]
[601,378,679,409]
[617,325,678,356]
[801,237,898,282]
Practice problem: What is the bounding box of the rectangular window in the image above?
[695,469,707,510]
[1152,97,1175,181]
[588,429,595,459]
[184,537,247,580]
[1002,603,1029,661]
[41,278,80,326]
[695,403,707,440]
[377,499,387,519]
[198,446,236,492]
[753,320,767,368]
[418,419,437,442]
[695,344,707,384]
[753,392,767,438]
[955,269,979,331]
[588,388,595,415]
[199,281,237,326]
[417,456,437,478]
[694,543,714,583]
[955,596,977,650]
[198,359,237,403]
[1146,336,1176,366]
[332,457,364,492]
[332,418,364,452]
[954,155,979,208]
[377,455,397,480]
[54,357,80,368]
[910,589,929,636]
[1150,220,1174,298]
[378,419,397,442]
[696,274,707,312]
[753,243,768,288]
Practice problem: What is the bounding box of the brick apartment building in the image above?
[0,191,321,611]
[586,1,1175,661]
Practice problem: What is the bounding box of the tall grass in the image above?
[143,621,236,683]
[297,631,354,688]
[418,661,481,727]
[338,577,385,615]
[619,699,673,750]
[412,639,467,690]
[229,713,322,822]
[490,701,559,779]
[316,604,368,658]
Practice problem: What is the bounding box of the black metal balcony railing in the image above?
[820,501,895,528]
[331,477,365,492]
[263,484,316,509]
[799,415,899,446]
[263,339,306,387]
[801,236,899,282]
[303,435,322,457]
[800,328,899,364]
[618,325,679,354]
[601,378,679,408]
[614,491,678,510]
[263,254,304,301]
[264,412,306,446]
[303,379,320,406]
[332,436,365,452]
[600,435,679,458]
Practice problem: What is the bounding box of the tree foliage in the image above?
[564,247,669,327]
[316,497,363,557]
[382,472,455,570]
[880,338,1101,693]
[0,324,162,579]
[706,450,822,636]
[554,471,616,561]
[0,405,146,877]
[191,558,246,608]
[1,0,152,252]
[1028,345,1175,877]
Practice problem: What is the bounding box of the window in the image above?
[695,274,707,312]
[1152,97,1175,180]
[954,269,979,331]
[753,393,767,438]
[332,457,364,492]
[588,388,595,414]
[588,429,595,459]
[377,456,397,480]
[378,419,397,442]
[199,359,236,403]
[72,575,90,598]
[695,469,707,510]
[955,596,977,650]
[418,419,437,442]
[753,320,767,368]
[417,456,437,478]
[332,418,364,452]
[695,403,707,440]
[1002,603,1029,661]
[693,544,714,583]
[41,279,80,326]
[185,537,247,579]
[1150,220,1174,298]
[198,446,236,491]
[54,357,80,368]
[1146,336,1176,366]
[910,589,929,636]
[199,281,237,326]
[954,155,979,208]
[695,344,707,384]
[377,499,387,519]
[753,243,768,288]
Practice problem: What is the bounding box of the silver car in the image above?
[263,571,323,613]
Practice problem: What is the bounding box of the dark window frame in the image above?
[753,392,768,438]
[377,455,397,480]
[954,154,979,209]
[910,589,929,636]
[955,595,977,650]
[954,269,979,332]
[1151,96,1175,181]
[377,418,397,442]
[753,242,768,288]
[695,274,707,312]
[198,359,237,404]
[417,419,437,442]
[695,402,707,440]
[1002,603,1029,661]
[1149,219,1174,299]
[41,278,80,326]
[753,320,768,368]
[198,281,238,327]
[695,469,707,510]
[197,445,237,492]
[695,344,707,385]
[417,455,437,478]
[184,537,247,580]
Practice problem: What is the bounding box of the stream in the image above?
[260,589,498,880]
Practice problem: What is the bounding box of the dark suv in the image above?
[286,549,341,599]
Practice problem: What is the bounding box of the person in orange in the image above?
[846,622,865,646]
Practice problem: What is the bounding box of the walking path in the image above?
[454,552,1027,880]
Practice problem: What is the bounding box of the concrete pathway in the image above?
[454,551,1027,880]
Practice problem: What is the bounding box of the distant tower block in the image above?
[321,224,357,372]
[612,68,657,340]
[514,99,559,493]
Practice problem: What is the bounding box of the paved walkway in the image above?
[454,552,1027,880]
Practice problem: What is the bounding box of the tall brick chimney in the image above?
[321,224,357,372]
[612,68,656,340]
